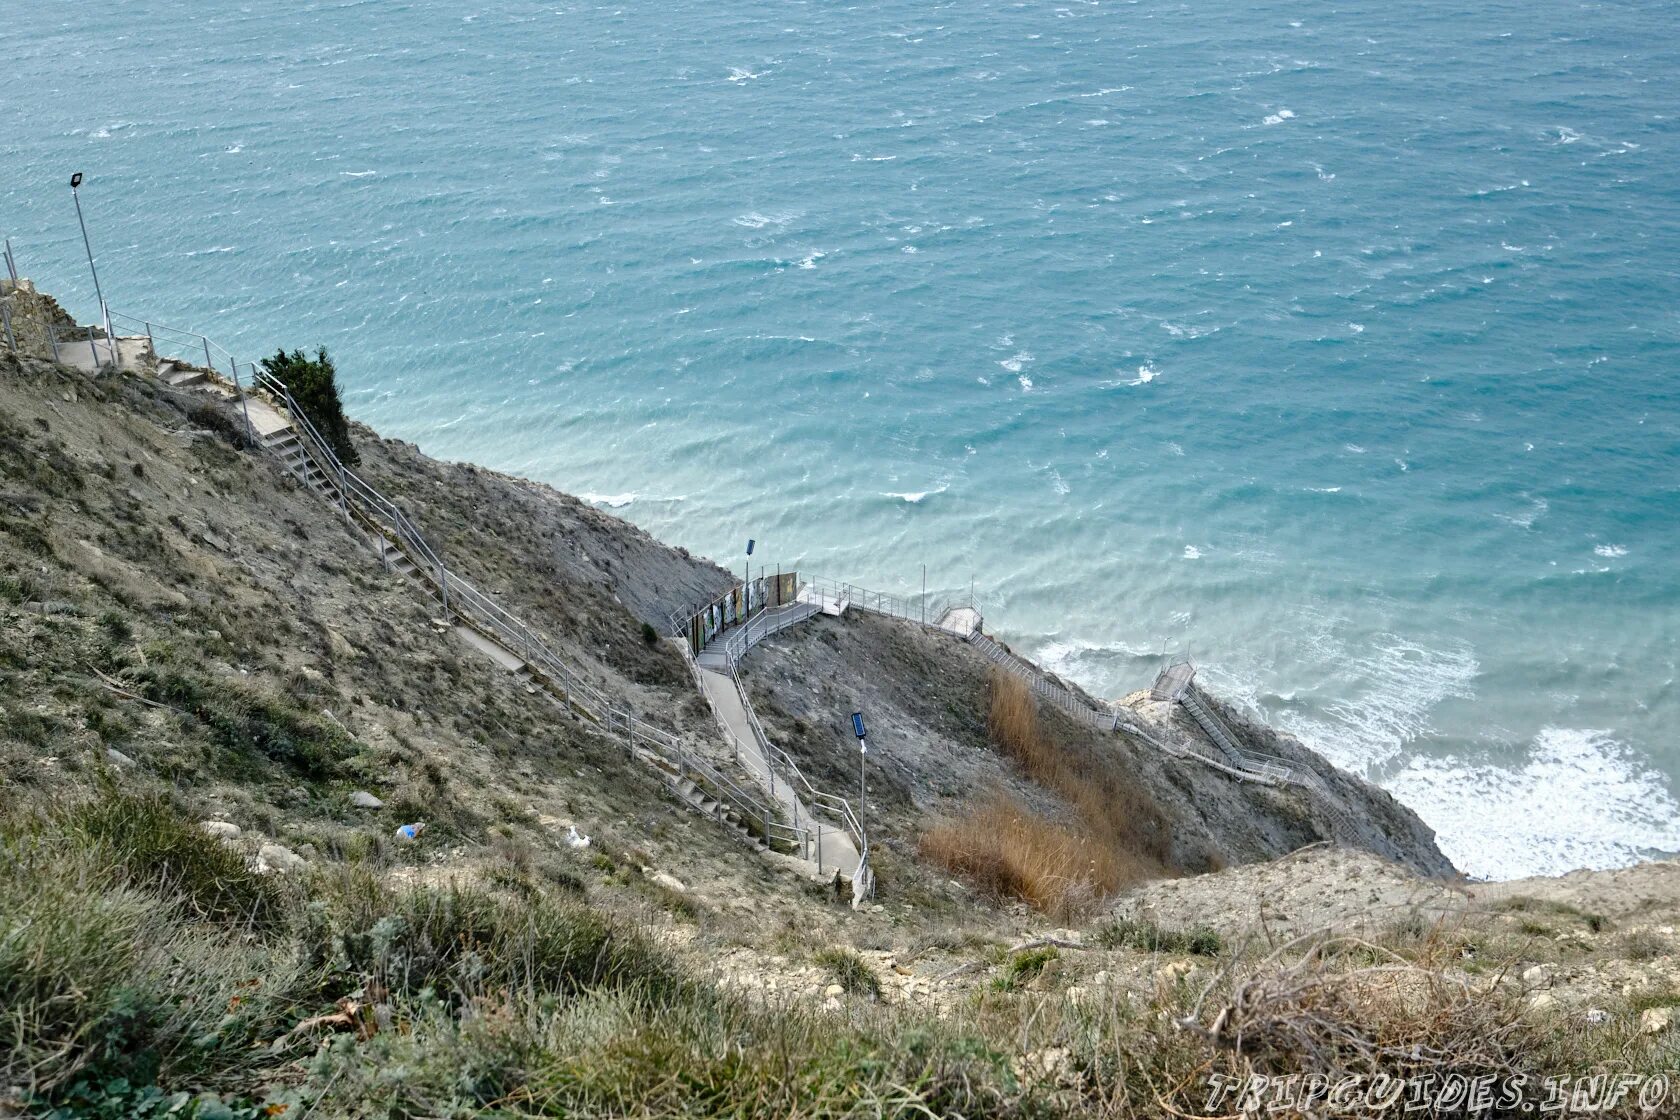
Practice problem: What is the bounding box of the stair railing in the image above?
[250,366,805,852]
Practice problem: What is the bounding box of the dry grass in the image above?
[921,791,1120,918]
[922,672,1176,916]
[1180,931,1537,1083]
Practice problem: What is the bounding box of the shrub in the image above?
[814,946,882,999]
[640,621,660,646]
[0,812,294,1098]
[994,945,1058,991]
[1094,916,1225,958]
[258,346,357,465]
[130,667,350,782]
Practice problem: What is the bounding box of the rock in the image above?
[348,790,384,809]
[1585,1008,1609,1025]
[1522,964,1553,987]
[823,983,845,999]
[1640,1007,1674,1035]
[1527,991,1557,1012]
[650,871,686,893]
[201,820,241,841]
[256,842,305,874]
[104,747,136,768]
[1027,1047,1070,1081]
[1157,960,1195,984]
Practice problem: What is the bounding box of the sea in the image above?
[6,0,1678,880]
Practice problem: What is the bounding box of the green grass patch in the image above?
[814,946,882,1000]
[1094,917,1225,957]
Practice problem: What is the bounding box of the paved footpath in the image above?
[694,651,861,879]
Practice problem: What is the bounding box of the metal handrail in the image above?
[711,599,869,871]
[250,366,804,850]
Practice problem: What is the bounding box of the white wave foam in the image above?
[1594,544,1628,558]
[1389,728,1680,879]
[1182,545,1202,559]
[1348,322,1364,333]
[1262,108,1296,126]
[1275,633,1478,771]
[1306,486,1342,493]
[883,484,946,504]
[580,492,637,508]
[341,170,377,178]
[1128,363,1159,386]
[1034,635,1155,686]
[998,351,1034,373]
[1017,374,1034,392]
[1494,495,1549,530]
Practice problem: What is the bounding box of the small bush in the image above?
[994,945,1059,991]
[640,621,660,646]
[188,402,253,450]
[259,346,357,465]
[1095,916,1225,957]
[1618,929,1668,962]
[813,946,882,999]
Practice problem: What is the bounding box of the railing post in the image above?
[229,360,257,447]
[49,325,59,363]
[202,337,213,372]
[438,562,450,612]
[1,302,14,354]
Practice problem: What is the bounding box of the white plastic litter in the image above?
[566,825,591,850]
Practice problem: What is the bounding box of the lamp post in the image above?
[744,538,755,621]
[851,710,868,831]
[69,173,117,369]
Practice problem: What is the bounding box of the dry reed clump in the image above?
[1179,933,1536,1085]
[920,791,1119,919]
[921,672,1176,916]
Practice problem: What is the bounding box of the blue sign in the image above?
[746,539,755,556]
[851,712,867,739]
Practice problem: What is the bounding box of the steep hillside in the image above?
[0,348,805,922]
[738,608,1453,898]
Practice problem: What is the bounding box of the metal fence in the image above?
[250,366,807,855]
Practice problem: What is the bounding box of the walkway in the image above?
[692,656,860,878]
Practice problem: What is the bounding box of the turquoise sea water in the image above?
[6,0,1679,878]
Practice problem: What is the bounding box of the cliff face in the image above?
[739,609,1455,886]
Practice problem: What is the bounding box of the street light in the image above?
[744,538,755,619]
[851,710,868,830]
[69,172,117,369]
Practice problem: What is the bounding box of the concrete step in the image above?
[165,368,208,388]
